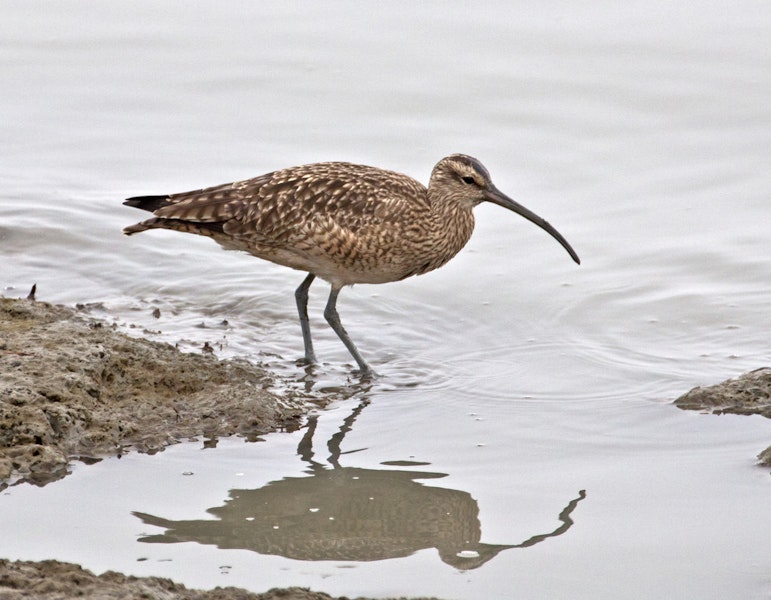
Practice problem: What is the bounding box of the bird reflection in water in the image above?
[133,399,585,569]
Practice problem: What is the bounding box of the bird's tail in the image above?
[123,195,172,235]
[122,220,157,235]
[122,194,227,237]
[123,195,171,212]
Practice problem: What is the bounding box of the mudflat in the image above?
[0,297,305,486]
[1,296,767,599]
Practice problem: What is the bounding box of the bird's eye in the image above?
[461,176,475,185]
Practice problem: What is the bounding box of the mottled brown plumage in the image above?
[123,154,579,376]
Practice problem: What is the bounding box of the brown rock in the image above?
[673,367,771,465]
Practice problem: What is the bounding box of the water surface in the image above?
[1,2,770,599]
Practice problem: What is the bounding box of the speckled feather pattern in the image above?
[124,158,480,287]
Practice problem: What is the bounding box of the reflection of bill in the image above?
[134,400,586,570]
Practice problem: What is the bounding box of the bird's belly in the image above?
[239,242,445,287]
[217,221,468,288]
[270,251,418,286]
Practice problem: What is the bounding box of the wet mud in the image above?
[0,558,441,600]
[674,367,771,466]
[0,297,305,486]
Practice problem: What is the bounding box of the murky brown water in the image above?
[1,1,770,598]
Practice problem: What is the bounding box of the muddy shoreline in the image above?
[0,297,310,487]
[0,559,351,600]
[1,296,768,599]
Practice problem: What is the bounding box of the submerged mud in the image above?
[674,367,771,466]
[0,297,305,486]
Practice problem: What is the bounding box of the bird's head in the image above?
[430,154,580,265]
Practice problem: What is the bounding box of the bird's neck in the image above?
[422,192,476,269]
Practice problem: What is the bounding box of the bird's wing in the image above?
[150,178,267,223]
[151,162,428,245]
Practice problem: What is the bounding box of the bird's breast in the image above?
[310,204,476,284]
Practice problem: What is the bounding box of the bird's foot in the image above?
[298,352,317,366]
[354,365,379,381]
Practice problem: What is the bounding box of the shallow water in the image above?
[1,1,770,599]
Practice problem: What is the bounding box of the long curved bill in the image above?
[485,186,580,265]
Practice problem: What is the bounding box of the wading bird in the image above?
[123,154,580,376]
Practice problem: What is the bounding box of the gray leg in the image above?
[324,285,373,376]
[295,273,317,364]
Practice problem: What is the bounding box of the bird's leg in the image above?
[323,285,373,376]
[295,273,317,364]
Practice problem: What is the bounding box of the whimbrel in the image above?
[123,154,579,375]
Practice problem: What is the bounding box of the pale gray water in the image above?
[1,1,770,599]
